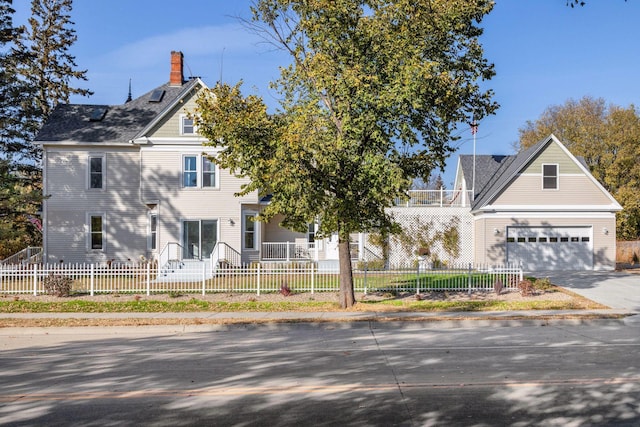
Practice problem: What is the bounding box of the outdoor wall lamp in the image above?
[228,218,235,226]
[603,227,609,235]
[494,228,501,235]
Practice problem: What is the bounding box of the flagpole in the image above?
[471,119,477,202]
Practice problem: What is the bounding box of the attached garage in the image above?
[506,226,593,271]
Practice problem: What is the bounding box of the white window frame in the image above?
[148,211,158,252]
[181,154,219,189]
[243,212,257,250]
[542,163,559,190]
[87,212,105,251]
[182,155,198,188]
[87,154,105,190]
[202,156,216,188]
[180,114,196,135]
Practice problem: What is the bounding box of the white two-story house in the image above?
[33,51,621,272]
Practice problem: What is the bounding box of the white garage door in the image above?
[506,226,593,271]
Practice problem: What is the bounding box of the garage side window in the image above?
[542,164,558,190]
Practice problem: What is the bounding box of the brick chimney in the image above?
[170,51,184,86]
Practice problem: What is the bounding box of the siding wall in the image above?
[147,91,200,137]
[44,148,147,264]
[523,142,582,174]
[140,148,259,259]
[493,175,612,206]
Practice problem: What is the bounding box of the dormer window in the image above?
[542,164,558,190]
[181,115,195,135]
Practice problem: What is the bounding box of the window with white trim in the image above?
[243,213,256,250]
[88,155,105,189]
[183,156,198,187]
[180,115,195,135]
[182,154,218,189]
[542,164,558,190]
[89,214,104,250]
[202,157,216,187]
[149,213,158,251]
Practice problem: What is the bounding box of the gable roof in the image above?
[460,134,621,212]
[34,78,203,144]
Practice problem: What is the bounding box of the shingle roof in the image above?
[458,154,511,200]
[35,79,201,143]
[470,137,549,210]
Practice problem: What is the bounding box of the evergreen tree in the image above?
[0,0,91,259]
[0,0,27,162]
[13,0,91,161]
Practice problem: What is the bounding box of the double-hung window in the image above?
[183,156,198,187]
[149,213,158,251]
[244,213,256,250]
[182,154,217,189]
[89,214,104,250]
[202,157,216,187]
[542,164,558,190]
[88,155,105,189]
[180,115,195,135]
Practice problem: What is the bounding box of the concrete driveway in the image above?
[540,270,640,312]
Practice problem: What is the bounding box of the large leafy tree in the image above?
[518,96,640,240]
[196,0,497,307]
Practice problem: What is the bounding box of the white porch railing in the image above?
[158,242,183,269]
[0,247,42,265]
[394,190,473,207]
[210,242,242,269]
[262,242,315,261]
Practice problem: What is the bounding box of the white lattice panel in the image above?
[363,207,473,268]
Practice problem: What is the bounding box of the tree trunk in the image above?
[338,237,355,309]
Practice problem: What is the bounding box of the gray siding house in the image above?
[32,52,621,272]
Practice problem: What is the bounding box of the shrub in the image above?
[43,274,73,297]
[517,279,534,297]
[280,282,292,296]
[532,277,554,291]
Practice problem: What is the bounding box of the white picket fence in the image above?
[0,262,523,296]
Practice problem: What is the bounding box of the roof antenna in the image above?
[125,78,132,103]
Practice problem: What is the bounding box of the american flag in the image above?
[26,214,42,232]
[470,121,478,135]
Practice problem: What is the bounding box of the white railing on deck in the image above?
[0,262,523,296]
[395,190,473,207]
[262,242,314,261]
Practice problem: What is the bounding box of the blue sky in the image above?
[12,0,640,186]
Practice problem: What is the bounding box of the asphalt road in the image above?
[1,320,640,426]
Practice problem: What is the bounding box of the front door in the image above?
[183,220,217,259]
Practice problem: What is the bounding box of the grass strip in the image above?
[0,296,605,314]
